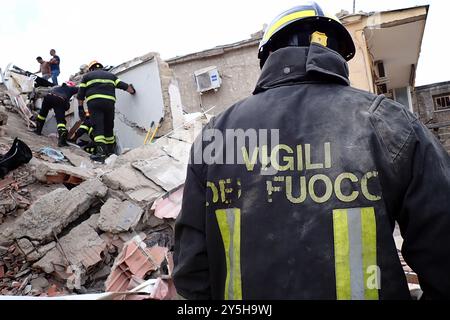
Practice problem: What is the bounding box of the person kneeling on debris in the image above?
[68,111,97,154]
[77,60,136,163]
[34,81,78,147]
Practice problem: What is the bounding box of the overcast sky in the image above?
[0,0,447,86]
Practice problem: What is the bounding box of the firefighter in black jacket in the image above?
[34,81,78,147]
[68,111,96,154]
[174,2,450,300]
[77,60,136,162]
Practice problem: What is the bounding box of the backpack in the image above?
[0,138,33,179]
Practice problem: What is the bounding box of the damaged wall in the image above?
[167,37,261,115]
[109,53,184,152]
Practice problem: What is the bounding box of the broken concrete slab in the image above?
[61,149,94,169]
[102,163,164,203]
[85,213,100,230]
[166,128,198,144]
[16,238,57,262]
[31,277,49,290]
[141,211,165,229]
[33,220,107,274]
[113,144,165,169]
[31,158,95,185]
[132,156,186,192]
[0,109,8,126]
[0,179,107,244]
[98,199,143,234]
[161,139,191,164]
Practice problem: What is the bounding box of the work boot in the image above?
[34,119,44,136]
[58,130,69,147]
[90,144,107,163]
[105,142,117,156]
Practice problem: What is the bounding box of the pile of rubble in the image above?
[0,110,204,299]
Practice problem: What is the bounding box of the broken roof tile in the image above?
[151,186,184,220]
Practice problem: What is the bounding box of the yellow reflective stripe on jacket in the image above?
[86,94,116,103]
[79,83,87,88]
[37,114,46,121]
[57,123,66,128]
[215,208,242,300]
[333,209,351,300]
[114,79,121,86]
[79,125,90,131]
[333,207,378,300]
[85,79,116,87]
[361,207,378,300]
[263,9,316,42]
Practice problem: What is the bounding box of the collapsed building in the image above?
[0,5,431,299]
[0,56,207,299]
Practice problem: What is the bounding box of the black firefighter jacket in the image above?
[77,69,129,104]
[173,43,450,300]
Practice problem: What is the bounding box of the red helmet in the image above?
[65,81,76,87]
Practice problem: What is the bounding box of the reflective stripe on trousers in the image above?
[333,207,379,300]
[86,94,116,103]
[94,135,106,144]
[215,208,242,300]
[105,136,116,144]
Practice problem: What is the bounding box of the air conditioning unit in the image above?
[194,66,222,93]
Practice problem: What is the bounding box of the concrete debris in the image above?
[102,163,164,203]
[155,137,192,165]
[0,62,208,299]
[61,149,94,169]
[30,277,49,291]
[112,144,166,169]
[141,211,165,228]
[33,218,107,276]
[32,158,94,186]
[98,199,144,234]
[16,238,56,262]
[0,109,7,126]
[132,156,186,191]
[0,278,174,300]
[0,179,107,244]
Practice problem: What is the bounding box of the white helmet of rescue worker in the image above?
[258,1,356,68]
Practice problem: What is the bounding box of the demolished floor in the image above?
[0,97,203,299]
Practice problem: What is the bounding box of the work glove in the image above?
[128,84,136,95]
[78,106,86,120]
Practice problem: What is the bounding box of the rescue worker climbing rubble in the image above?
[77,60,136,163]
[34,81,78,147]
[68,111,96,154]
[174,2,450,300]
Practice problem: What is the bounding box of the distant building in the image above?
[167,33,262,115]
[167,5,429,116]
[413,81,450,153]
